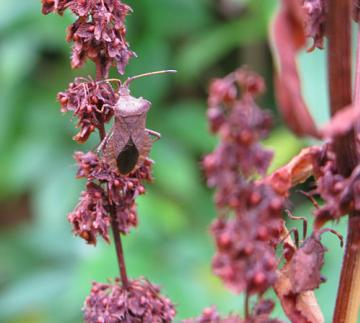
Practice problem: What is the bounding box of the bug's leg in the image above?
[96,129,114,154]
[296,189,319,209]
[317,228,344,247]
[285,209,308,241]
[94,103,112,114]
[146,129,161,142]
[146,157,155,164]
[279,227,300,248]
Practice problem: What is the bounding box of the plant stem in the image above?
[328,1,360,322]
[95,60,104,82]
[111,212,129,289]
[98,112,129,289]
[327,0,356,175]
[333,216,360,323]
[244,293,250,319]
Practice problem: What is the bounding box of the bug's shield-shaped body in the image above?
[105,93,153,175]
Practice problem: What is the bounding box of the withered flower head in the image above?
[313,145,360,228]
[204,69,284,297]
[182,306,242,323]
[83,278,176,323]
[58,78,116,143]
[42,0,135,77]
[211,216,278,295]
[68,181,110,245]
[204,69,273,191]
[70,151,153,243]
[182,302,282,323]
[302,0,327,51]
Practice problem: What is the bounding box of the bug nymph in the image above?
[100,70,176,175]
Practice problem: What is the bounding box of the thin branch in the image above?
[244,293,250,319]
[327,0,356,176]
[333,216,360,323]
[111,213,129,289]
[98,117,129,289]
[327,1,360,322]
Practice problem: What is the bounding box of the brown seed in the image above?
[249,191,261,206]
[218,234,231,249]
[80,231,90,241]
[244,244,254,256]
[60,96,68,105]
[257,226,268,240]
[253,272,266,286]
[239,129,253,145]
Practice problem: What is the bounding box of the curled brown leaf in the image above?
[272,0,320,138]
[274,262,324,323]
[264,146,322,196]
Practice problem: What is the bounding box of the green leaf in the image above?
[0,269,73,322]
[263,126,305,173]
[159,100,217,153]
[175,0,276,81]
[151,139,199,202]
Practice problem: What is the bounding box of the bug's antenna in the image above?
[124,69,177,87]
[98,78,122,87]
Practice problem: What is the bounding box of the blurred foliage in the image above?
[0,1,346,322]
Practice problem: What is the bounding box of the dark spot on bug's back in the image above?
[117,139,139,174]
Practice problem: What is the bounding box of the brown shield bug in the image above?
[98,70,176,175]
[288,227,343,293]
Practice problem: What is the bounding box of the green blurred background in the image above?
[0,1,347,322]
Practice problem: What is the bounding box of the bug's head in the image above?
[104,69,176,119]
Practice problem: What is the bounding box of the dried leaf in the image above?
[264,146,321,196]
[272,0,320,138]
[274,263,324,323]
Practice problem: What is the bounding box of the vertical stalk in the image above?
[328,1,360,322]
[111,212,129,289]
[334,216,360,323]
[97,82,129,289]
[244,293,250,319]
[327,0,356,175]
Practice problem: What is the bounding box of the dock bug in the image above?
[289,228,343,293]
[99,70,176,175]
